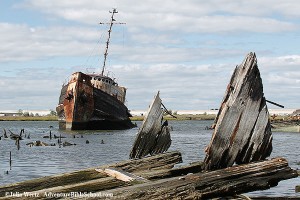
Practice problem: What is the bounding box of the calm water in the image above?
[0,120,299,197]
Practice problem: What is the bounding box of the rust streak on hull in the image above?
[57,72,134,130]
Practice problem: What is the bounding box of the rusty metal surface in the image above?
[58,72,134,130]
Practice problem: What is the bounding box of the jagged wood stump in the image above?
[204,52,272,170]
[130,92,171,159]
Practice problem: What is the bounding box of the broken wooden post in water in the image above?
[204,52,273,170]
[9,130,22,140]
[15,138,20,150]
[9,151,12,170]
[130,91,172,159]
[3,129,8,138]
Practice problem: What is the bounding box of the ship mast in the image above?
[100,8,125,76]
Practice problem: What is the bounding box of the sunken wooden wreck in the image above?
[204,52,273,170]
[130,92,172,159]
[0,152,297,200]
[56,9,134,130]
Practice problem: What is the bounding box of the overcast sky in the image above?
[0,0,299,112]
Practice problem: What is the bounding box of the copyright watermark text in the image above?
[5,191,113,198]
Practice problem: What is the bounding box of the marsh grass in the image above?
[0,116,58,121]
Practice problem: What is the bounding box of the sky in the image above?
[0,0,300,112]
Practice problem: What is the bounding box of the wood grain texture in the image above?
[99,158,297,200]
[130,92,172,159]
[0,151,182,197]
[204,52,272,170]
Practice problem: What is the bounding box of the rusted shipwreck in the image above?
[56,9,134,130]
[0,53,298,199]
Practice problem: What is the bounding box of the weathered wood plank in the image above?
[0,151,182,197]
[0,160,203,200]
[204,52,272,170]
[149,125,172,155]
[97,158,297,200]
[95,168,149,182]
[130,92,172,159]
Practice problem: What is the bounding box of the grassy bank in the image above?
[0,116,58,121]
[271,119,300,132]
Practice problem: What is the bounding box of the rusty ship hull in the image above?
[56,72,135,130]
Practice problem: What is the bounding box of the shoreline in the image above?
[0,116,299,133]
[271,119,300,133]
[0,116,58,121]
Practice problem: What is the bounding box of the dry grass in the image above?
[0,116,58,121]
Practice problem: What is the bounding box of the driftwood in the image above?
[204,52,272,170]
[95,168,149,182]
[130,92,171,159]
[0,151,182,198]
[0,155,297,200]
[99,158,297,200]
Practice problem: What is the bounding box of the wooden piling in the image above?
[9,151,11,170]
[16,138,20,150]
[3,129,8,138]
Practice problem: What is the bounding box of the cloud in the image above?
[0,1,299,111]
[0,23,104,62]
[0,22,245,65]
[18,0,299,33]
[1,52,300,111]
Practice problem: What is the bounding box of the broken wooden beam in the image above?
[130,92,172,159]
[101,158,297,200]
[95,168,149,183]
[0,151,182,197]
[0,157,203,200]
[205,52,273,170]
[8,162,203,200]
